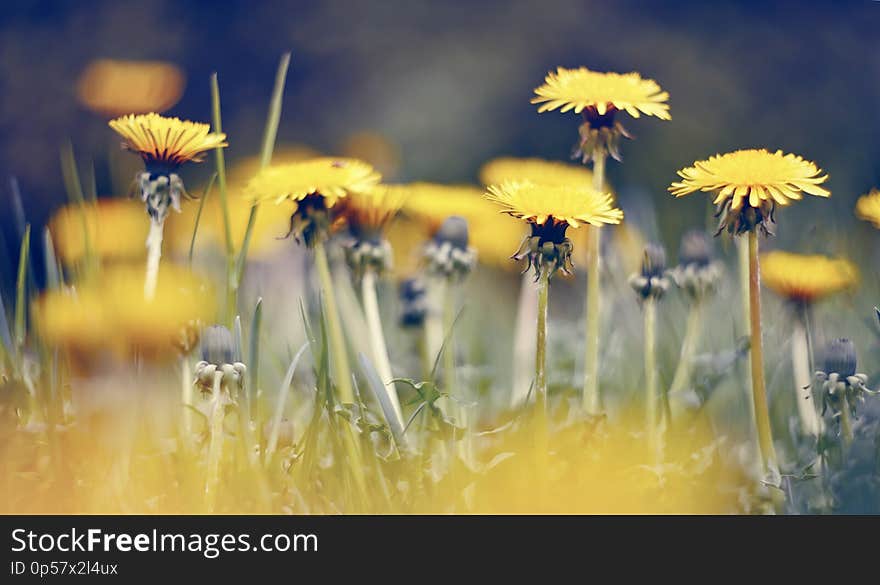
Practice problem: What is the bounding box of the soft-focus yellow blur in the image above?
[33,264,216,363]
[76,59,185,117]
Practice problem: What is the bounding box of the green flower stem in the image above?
[838,395,854,448]
[361,267,404,427]
[747,231,778,476]
[511,272,538,407]
[533,266,551,475]
[423,276,445,369]
[181,357,193,442]
[737,235,762,472]
[205,371,225,513]
[536,268,550,414]
[314,241,355,404]
[144,219,164,301]
[442,280,457,399]
[791,306,822,438]
[668,299,704,420]
[644,297,658,450]
[583,147,606,413]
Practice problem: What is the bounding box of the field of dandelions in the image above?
[2,54,879,515]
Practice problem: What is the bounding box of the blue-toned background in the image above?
[1,0,879,287]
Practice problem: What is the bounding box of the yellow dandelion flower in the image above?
[532,66,670,120]
[109,113,227,168]
[33,264,215,362]
[485,181,623,228]
[761,251,858,303]
[245,157,381,207]
[245,157,380,246]
[77,59,185,118]
[479,157,593,187]
[669,149,829,234]
[485,181,622,278]
[670,149,829,208]
[855,188,880,228]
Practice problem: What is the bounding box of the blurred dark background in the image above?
[1,0,879,289]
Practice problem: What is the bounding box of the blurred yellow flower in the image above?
[532,66,670,119]
[855,188,880,228]
[77,59,185,118]
[485,181,623,228]
[761,251,857,303]
[49,199,149,266]
[670,149,829,210]
[34,264,215,360]
[390,182,526,270]
[479,157,593,187]
[398,183,491,231]
[462,412,744,514]
[109,113,227,168]
[341,185,409,238]
[245,157,380,207]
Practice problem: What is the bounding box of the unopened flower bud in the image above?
[679,230,713,267]
[201,325,235,366]
[434,216,469,250]
[823,338,857,378]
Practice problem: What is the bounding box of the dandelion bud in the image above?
[629,242,669,300]
[641,243,667,279]
[424,216,477,280]
[823,338,857,378]
[679,230,713,267]
[434,216,469,250]
[201,325,235,366]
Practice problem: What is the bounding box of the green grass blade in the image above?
[188,173,216,266]
[233,315,243,363]
[248,297,263,415]
[260,51,292,169]
[0,290,13,363]
[43,227,60,290]
[59,142,94,273]
[235,52,292,284]
[85,161,98,203]
[15,224,31,353]
[209,73,234,260]
[264,341,310,463]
